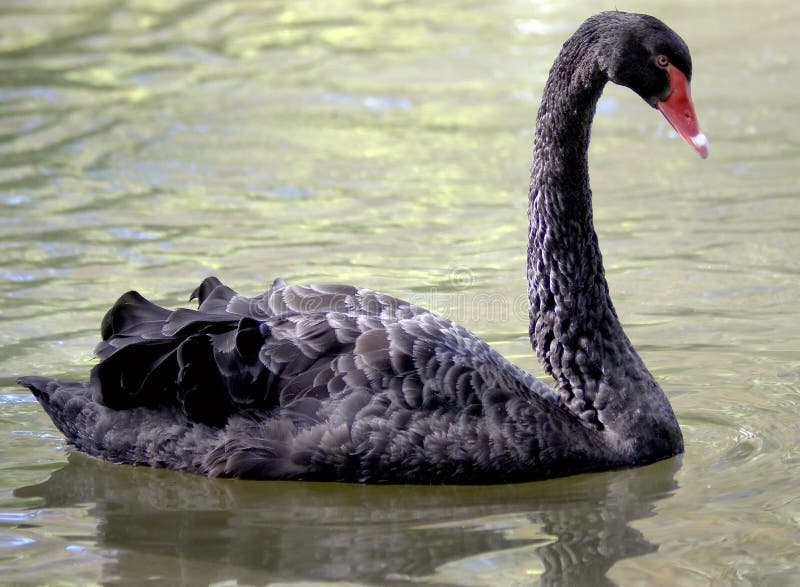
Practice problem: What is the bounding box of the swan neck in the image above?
[525,29,679,450]
[527,35,611,389]
[524,21,683,459]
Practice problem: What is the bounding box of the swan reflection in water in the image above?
[16,456,681,586]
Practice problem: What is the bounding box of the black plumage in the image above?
[21,11,703,483]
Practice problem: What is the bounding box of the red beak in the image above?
[656,64,709,158]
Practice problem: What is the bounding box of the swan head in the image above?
[595,12,709,158]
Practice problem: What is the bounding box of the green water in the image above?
[2,0,799,585]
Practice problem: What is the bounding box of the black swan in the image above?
[20,11,707,484]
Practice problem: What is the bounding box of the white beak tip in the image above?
[691,132,710,158]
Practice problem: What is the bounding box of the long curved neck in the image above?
[527,30,612,415]
[526,27,682,456]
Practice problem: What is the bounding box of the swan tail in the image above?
[18,376,97,445]
[18,375,222,473]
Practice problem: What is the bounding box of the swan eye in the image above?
[656,55,670,68]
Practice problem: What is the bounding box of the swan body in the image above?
[21,12,706,483]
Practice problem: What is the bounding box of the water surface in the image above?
[2,0,799,585]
